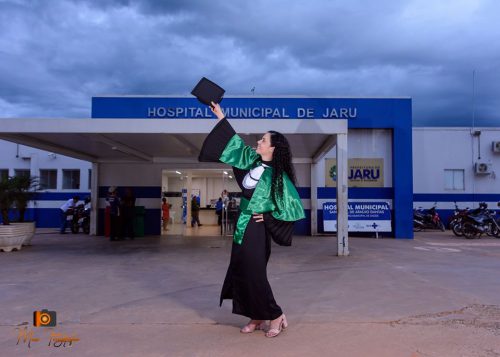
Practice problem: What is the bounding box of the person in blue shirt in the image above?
[215,197,223,226]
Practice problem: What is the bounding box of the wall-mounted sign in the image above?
[145,106,358,119]
[323,201,392,232]
[91,97,408,121]
[325,158,384,187]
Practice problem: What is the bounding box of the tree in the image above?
[12,176,38,223]
[0,176,38,225]
[0,177,16,225]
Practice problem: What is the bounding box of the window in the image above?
[39,169,57,189]
[14,169,30,178]
[88,169,92,190]
[0,169,8,182]
[444,169,464,190]
[63,170,80,189]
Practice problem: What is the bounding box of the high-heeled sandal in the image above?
[265,314,288,338]
[240,320,264,334]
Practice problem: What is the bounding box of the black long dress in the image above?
[199,118,295,320]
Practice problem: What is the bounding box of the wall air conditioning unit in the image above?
[492,141,500,153]
[475,162,492,175]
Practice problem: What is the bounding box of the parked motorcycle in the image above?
[461,213,488,239]
[448,202,470,237]
[484,209,500,237]
[413,204,445,232]
[71,201,91,234]
[453,202,500,239]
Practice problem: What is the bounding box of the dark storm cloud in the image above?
[0,0,499,126]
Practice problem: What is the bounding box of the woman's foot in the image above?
[240,319,264,334]
[265,314,288,338]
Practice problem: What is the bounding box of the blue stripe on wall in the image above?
[0,209,21,224]
[294,209,311,236]
[34,192,90,201]
[0,208,61,228]
[31,208,61,228]
[98,208,161,236]
[296,187,311,199]
[98,186,161,198]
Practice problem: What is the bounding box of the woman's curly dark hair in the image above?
[268,131,296,204]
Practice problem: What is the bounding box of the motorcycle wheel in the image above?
[83,222,90,235]
[438,221,445,232]
[485,222,497,237]
[462,223,477,239]
[490,222,500,238]
[71,222,79,234]
[451,222,463,237]
[413,221,423,232]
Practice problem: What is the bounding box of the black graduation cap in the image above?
[191,77,225,107]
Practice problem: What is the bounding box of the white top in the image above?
[60,198,77,212]
[242,163,270,189]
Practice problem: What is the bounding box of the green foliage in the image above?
[12,176,39,223]
[0,177,15,225]
[0,175,39,225]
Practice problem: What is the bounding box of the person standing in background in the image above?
[162,197,170,231]
[84,197,91,211]
[221,189,229,208]
[59,196,79,234]
[227,198,239,235]
[215,197,223,226]
[221,189,229,230]
[191,195,202,227]
[106,187,121,241]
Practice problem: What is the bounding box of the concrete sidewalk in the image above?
[1,231,500,356]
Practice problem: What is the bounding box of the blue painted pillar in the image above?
[392,100,414,239]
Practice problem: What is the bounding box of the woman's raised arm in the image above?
[210,101,225,120]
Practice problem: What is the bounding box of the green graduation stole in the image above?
[220,134,305,244]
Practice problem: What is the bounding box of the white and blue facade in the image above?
[413,127,500,222]
[0,143,91,226]
[0,96,420,240]
[91,96,414,238]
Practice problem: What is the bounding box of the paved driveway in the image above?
[1,231,499,356]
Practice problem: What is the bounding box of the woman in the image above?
[161,197,170,231]
[199,102,305,338]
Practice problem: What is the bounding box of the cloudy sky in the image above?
[0,0,499,126]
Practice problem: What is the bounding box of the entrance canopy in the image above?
[0,117,349,255]
[0,118,344,163]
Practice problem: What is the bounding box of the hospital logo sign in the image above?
[326,158,384,187]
